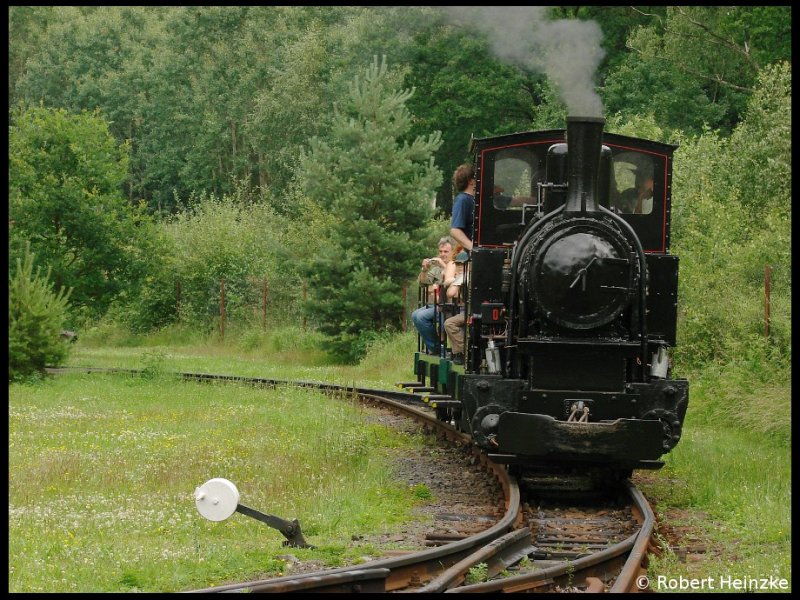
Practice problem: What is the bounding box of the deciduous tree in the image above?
[9,106,143,319]
[601,6,791,135]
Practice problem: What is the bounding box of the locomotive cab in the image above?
[454,117,688,472]
[472,127,675,253]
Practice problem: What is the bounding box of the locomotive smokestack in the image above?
[564,116,605,213]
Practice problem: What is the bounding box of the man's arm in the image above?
[450,227,473,251]
[508,195,535,208]
[446,281,461,300]
[442,260,457,286]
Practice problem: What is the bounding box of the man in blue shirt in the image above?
[449,164,476,252]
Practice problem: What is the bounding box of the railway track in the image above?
[45,366,658,592]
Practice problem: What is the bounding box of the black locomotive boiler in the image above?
[412,116,688,475]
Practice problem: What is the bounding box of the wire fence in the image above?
[173,277,420,340]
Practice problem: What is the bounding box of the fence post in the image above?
[764,264,771,339]
[220,279,226,341]
[262,279,268,332]
[302,282,307,331]
[401,284,408,332]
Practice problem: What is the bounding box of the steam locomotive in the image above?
[411,116,688,476]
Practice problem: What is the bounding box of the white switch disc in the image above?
[194,478,240,521]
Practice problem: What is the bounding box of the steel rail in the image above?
[609,480,656,593]
[417,527,535,593]
[445,478,655,593]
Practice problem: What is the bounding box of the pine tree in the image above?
[300,56,443,363]
[9,244,73,381]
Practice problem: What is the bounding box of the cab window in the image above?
[491,147,541,210]
[612,152,656,215]
[489,147,542,211]
[478,144,548,246]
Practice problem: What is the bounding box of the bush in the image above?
[669,63,791,377]
[8,245,72,381]
[164,189,301,328]
[77,316,141,348]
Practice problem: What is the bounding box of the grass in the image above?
[9,368,434,592]
[11,323,792,592]
[70,323,418,390]
[683,357,791,443]
[634,363,791,592]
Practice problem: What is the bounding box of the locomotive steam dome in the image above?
[522,220,635,329]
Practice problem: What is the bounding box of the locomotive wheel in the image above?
[642,408,682,451]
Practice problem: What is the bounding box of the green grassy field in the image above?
[637,419,791,591]
[638,356,791,592]
[9,326,791,592]
[9,357,435,591]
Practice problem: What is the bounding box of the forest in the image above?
[9,6,791,400]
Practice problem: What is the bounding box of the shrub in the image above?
[670,63,791,375]
[8,245,72,381]
[164,189,301,329]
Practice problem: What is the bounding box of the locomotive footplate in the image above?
[413,352,464,399]
[495,412,666,462]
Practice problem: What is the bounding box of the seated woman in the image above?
[442,251,467,364]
